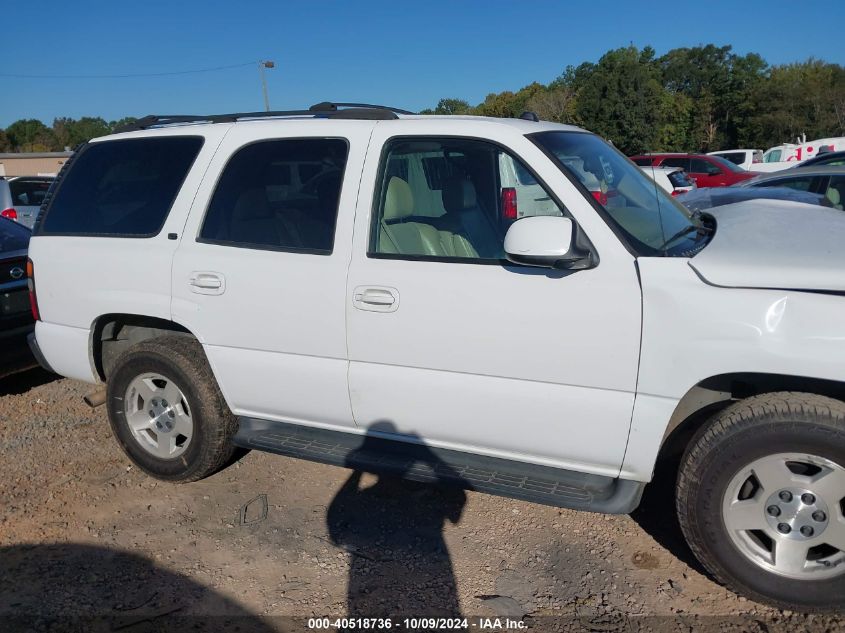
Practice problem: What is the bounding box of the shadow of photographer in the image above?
[326,422,468,617]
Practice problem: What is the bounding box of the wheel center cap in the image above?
[149,399,175,433]
[764,487,829,540]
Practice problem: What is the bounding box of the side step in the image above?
[234,418,644,514]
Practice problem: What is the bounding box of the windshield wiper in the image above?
[659,213,713,250]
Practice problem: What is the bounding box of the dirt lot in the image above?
[0,369,842,632]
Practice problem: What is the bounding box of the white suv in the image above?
[26,103,845,612]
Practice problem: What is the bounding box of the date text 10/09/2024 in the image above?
[307,618,527,630]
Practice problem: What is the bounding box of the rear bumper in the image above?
[31,321,97,383]
[26,330,55,375]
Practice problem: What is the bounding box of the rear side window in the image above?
[631,157,653,166]
[661,157,690,170]
[9,179,52,207]
[199,138,348,254]
[40,137,203,236]
[715,152,745,165]
[667,170,693,188]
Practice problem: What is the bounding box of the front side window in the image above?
[707,155,744,173]
[715,152,745,166]
[369,138,566,261]
[533,131,706,256]
[661,157,691,170]
[753,176,814,192]
[692,158,722,175]
[40,137,203,236]
[765,149,783,163]
[199,138,348,254]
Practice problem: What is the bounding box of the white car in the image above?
[707,149,762,171]
[27,103,845,613]
[638,165,696,196]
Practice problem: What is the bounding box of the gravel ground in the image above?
[0,370,842,632]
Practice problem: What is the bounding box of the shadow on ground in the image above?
[630,457,707,574]
[0,367,58,397]
[327,422,467,616]
[0,543,277,632]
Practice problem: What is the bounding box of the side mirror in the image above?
[504,216,590,269]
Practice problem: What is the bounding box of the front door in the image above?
[346,131,642,477]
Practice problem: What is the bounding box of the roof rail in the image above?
[115,102,415,133]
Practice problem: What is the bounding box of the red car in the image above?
[630,153,758,187]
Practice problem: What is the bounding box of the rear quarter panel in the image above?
[28,126,230,383]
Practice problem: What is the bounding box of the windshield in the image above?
[531,131,706,256]
[709,155,745,173]
[0,216,31,253]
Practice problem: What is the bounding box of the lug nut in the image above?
[149,410,155,418]
[800,525,815,537]
[813,511,827,522]
[777,523,792,534]
[779,491,793,502]
[801,493,815,505]
[168,410,175,418]
[767,505,781,517]
[152,399,159,407]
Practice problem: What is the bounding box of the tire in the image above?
[106,335,237,483]
[677,392,845,612]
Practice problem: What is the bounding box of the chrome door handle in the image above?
[189,272,225,295]
[352,286,399,312]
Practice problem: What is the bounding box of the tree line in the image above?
[0,117,137,153]
[420,44,845,155]
[2,44,843,156]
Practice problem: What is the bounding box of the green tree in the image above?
[433,98,471,115]
[571,46,663,154]
[5,119,58,152]
[0,129,11,152]
[52,116,111,148]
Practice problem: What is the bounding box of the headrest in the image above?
[383,177,414,220]
[232,188,273,221]
[442,177,477,213]
[826,187,841,206]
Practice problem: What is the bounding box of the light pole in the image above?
[258,60,275,111]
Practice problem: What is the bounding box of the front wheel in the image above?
[106,335,237,483]
[677,392,845,612]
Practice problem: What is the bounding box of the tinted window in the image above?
[199,138,348,254]
[667,170,693,188]
[714,152,745,165]
[707,155,744,173]
[661,157,690,170]
[9,179,52,207]
[41,137,203,236]
[0,216,31,253]
[370,138,566,261]
[754,177,813,192]
[691,158,721,174]
[631,157,653,166]
[826,176,845,209]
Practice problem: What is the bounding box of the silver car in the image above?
[739,165,845,210]
[0,176,54,229]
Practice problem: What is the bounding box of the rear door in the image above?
[171,121,373,429]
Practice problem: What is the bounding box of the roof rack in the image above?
[115,102,416,133]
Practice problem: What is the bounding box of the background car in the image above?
[638,165,696,196]
[0,176,53,229]
[0,216,36,379]
[676,186,829,213]
[797,149,845,168]
[739,165,845,209]
[707,149,762,171]
[629,153,758,187]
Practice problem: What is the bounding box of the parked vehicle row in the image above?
[0,216,36,379]
[0,176,54,230]
[25,104,845,612]
[630,153,757,187]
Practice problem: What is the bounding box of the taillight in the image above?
[1,208,17,220]
[590,190,608,206]
[502,187,518,220]
[26,258,40,321]
[671,190,681,197]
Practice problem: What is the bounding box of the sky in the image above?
[2,0,844,128]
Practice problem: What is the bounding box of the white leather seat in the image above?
[379,177,444,256]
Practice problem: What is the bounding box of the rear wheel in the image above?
[106,335,237,482]
[677,392,845,612]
